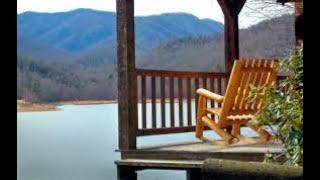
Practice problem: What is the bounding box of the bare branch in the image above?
[238,0,294,27]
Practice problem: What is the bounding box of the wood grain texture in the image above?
[151,76,156,128]
[178,78,184,127]
[141,75,146,128]
[195,59,279,144]
[160,77,166,128]
[117,0,137,150]
[217,0,246,74]
[170,77,175,127]
[187,78,192,126]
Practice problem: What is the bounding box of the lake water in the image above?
[17,103,257,180]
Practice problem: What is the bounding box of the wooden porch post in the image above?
[217,0,246,74]
[116,0,137,152]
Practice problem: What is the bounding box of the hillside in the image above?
[17,8,223,54]
[17,34,76,63]
[17,58,117,102]
[137,14,295,72]
[17,14,295,102]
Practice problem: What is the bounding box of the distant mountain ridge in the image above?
[138,14,295,72]
[17,12,295,103]
[17,8,223,58]
[17,33,76,63]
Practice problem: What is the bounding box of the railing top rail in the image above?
[135,68,228,78]
[136,68,287,79]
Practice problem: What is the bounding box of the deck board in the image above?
[115,159,203,169]
[138,139,283,153]
[119,139,283,161]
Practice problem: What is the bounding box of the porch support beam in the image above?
[116,0,137,152]
[217,0,246,74]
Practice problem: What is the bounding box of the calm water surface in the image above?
[17,103,256,180]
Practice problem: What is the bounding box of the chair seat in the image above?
[206,108,254,120]
[227,114,254,120]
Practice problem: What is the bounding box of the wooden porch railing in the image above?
[136,69,228,136]
[135,68,287,137]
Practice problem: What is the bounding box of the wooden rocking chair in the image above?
[195,59,279,145]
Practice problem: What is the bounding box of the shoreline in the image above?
[57,100,118,105]
[17,99,118,112]
[17,100,57,112]
[17,98,195,112]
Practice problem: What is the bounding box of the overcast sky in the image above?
[17,0,293,28]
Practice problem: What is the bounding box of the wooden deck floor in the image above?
[119,139,283,162]
[116,159,203,169]
[140,140,282,153]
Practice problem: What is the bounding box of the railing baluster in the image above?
[151,76,156,128]
[223,77,229,95]
[170,77,175,127]
[186,77,192,126]
[141,75,146,129]
[217,77,222,96]
[210,77,215,108]
[160,77,166,128]
[217,77,222,110]
[195,78,200,120]
[209,77,215,120]
[178,78,183,127]
[202,77,207,89]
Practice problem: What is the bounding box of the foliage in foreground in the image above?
[249,45,303,166]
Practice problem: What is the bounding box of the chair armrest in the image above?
[196,88,224,103]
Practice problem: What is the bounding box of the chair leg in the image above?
[195,116,204,140]
[249,125,272,142]
[202,116,237,144]
[231,122,261,144]
[231,122,240,138]
[196,96,206,140]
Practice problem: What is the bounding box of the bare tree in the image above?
[239,0,294,28]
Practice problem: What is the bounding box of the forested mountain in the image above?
[17,12,295,102]
[17,58,117,102]
[17,8,223,53]
[17,34,76,63]
[137,14,295,72]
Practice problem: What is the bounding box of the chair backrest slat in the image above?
[218,59,279,127]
